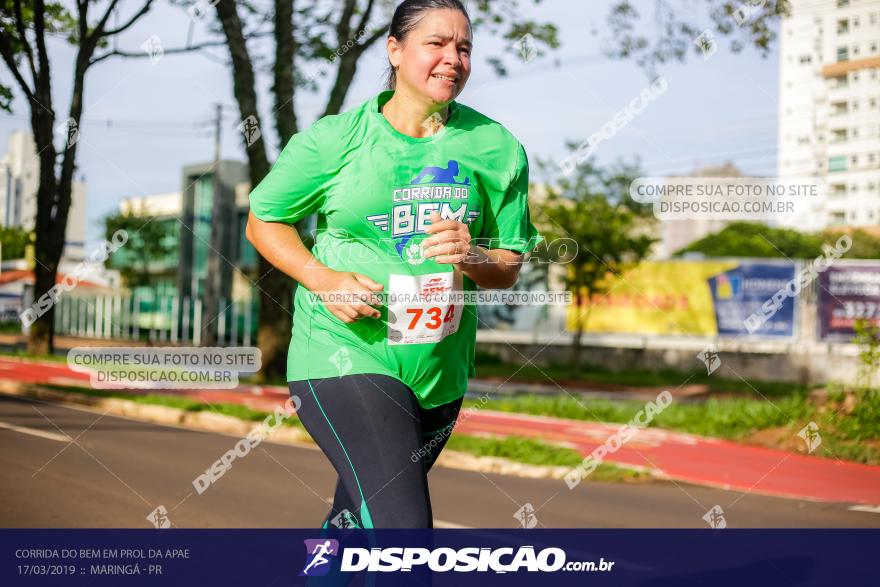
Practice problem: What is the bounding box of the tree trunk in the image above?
[571,288,583,376]
[216,0,288,380]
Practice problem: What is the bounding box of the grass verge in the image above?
[34,384,645,482]
[465,386,880,465]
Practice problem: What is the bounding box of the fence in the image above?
[52,292,257,346]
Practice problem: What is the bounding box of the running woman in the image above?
[246,0,542,529]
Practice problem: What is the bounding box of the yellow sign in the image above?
[566,261,740,336]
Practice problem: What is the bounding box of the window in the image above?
[836,0,849,7]
[830,212,845,225]
[853,44,860,56]
[872,42,878,53]
[871,13,878,25]
[832,74,847,87]
[829,156,848,172]
[799,55,812,64]
[831,129,847,143]
[837,19,849,33]
[870,154,876,164]
[837,46,849,61]
[851,155,858,165]
[853,17,860,27]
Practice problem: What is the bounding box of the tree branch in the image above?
[13,0,38,83]
[355,0,376,36]
[34,0,49,86]
[85,0,121,47]
[0,32,36,102]
[335,0,358,45]
[88,37,255,66]
[273,0,298,146]
[101,0,155,37]
[355,21,388,56]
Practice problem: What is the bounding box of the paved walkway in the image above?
[1,356,878,505]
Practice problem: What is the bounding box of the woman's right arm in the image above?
[245,210,384,323]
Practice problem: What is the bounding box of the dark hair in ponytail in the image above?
[385,0,471,90]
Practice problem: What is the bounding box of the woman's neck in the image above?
[381,88,450,138]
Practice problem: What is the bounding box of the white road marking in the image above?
[0,420,71,442]
[434,519,470,528]
[848,505,880,514]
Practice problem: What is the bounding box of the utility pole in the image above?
[201,103,223,346]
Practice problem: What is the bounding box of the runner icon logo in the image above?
[300,539,340,576]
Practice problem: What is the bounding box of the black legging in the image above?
[288,374,463,529]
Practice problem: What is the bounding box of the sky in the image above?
[0,0,779,249]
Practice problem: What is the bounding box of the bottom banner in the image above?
[2,529,876,586]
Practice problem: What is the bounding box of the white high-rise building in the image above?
[777,0,880,230]
[0,131,88,261]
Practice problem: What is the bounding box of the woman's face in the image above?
[387,8,472,105]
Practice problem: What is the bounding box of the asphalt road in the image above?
[1,394,877,529]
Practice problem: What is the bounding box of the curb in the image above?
[0,382,655,484]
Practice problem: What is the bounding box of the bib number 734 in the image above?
[387,271,463,345]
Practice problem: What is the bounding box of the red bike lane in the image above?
[1,356,878,505]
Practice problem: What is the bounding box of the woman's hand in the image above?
[421,210,525,288]
[422,211,475,266]
[313,271,384,324]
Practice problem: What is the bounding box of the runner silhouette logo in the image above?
[410,160,471,185]
[300,538,339,576]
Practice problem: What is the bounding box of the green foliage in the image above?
[853,319,880,391]
[473,359,809,397]
[833,389,880,441]
[822,229,880,260]
[0,1,77,114]
[533,155,657,333]
[676,222,880,259]
[0,225,33,260]
[466,392,809,440]
[463,389,879,464]
[676,221,822,258]
[447,434,584,467]
[103,205,176,289]
[603,0,791,75]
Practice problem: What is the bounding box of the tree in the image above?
[853,318,879,393]
[676,222,880,259]
[676,221,822,258]
[535,154,656,373]
[104,204,175,344]
[603,0,791,74]
[0,226,33,260]
[0,0,157,355]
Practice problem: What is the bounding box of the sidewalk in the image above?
[1,355,878,505]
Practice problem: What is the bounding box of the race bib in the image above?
[387,271,463,345]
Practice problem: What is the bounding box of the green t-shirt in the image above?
[248,89,542,408]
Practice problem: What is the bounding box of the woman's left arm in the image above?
[422,211,524,289]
